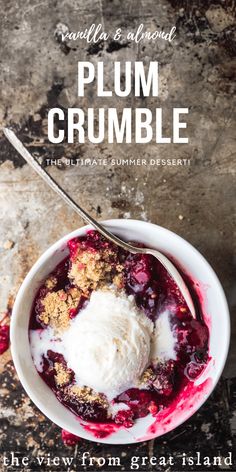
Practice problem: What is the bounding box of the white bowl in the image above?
[11,219,230,444]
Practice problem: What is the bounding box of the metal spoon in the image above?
[3,127,196,318]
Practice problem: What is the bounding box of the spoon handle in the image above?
[3,127,196,319]
[2,128,141,254]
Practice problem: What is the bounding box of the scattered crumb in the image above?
[39,288,82,330]
[45,276,57,290]
[26,435,39,448]
[33,113,41,121]
[139,368,155,386]
[69,385,108,407]
[178,214,184,220]
[201,422,211,433]
[3,240,14,250]
[54,363,72,386]
[67,286,82,303]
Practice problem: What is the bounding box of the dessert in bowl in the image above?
[11,220,230,444]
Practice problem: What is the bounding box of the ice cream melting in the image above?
[63,290,153,398]
[151,310,177,362]
[30,289,177,400]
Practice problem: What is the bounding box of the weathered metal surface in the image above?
[0,0,235,470]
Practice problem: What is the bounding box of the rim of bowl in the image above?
[10,219,230,444]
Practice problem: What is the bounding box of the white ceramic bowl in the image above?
[11,220,230,444]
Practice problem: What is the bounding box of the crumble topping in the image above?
[138,367,155,386]
[45,276,58,290]
[69,247,124,293]
[54,362,72,386]
[69,385,108,408]
[39,287,82,330]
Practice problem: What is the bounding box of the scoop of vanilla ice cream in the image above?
[62,290,153,398]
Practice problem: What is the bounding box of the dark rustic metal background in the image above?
[0,0,235,470]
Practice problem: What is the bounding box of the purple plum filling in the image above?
[29,231,209,428]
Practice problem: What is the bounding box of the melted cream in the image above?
[29,291,177,400]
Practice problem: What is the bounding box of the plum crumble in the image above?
[29,230,209,430]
